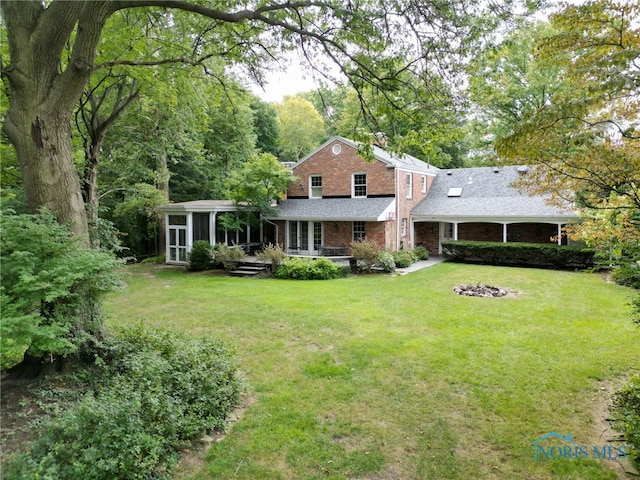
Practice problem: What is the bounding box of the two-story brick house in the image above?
[159,136,578,264]
[269,136,439,255]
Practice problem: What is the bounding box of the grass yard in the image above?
[104,262,639,479]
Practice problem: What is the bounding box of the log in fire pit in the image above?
[453,284,509,298]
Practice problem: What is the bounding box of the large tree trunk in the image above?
[1,1,112,239]
[13,110,89,237]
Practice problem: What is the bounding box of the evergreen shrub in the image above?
[413,245,430,260]
[187,240,214,271]
[441,240,595,269]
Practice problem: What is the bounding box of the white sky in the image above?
[249,67,319,103]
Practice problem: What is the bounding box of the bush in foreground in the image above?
[4,326,243,480]
[276,257,346,280]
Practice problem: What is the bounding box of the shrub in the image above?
[413,245,430,260]
[256,243,287,273]
[0,209,122,371]
[275,257,345,280]
[613,376,640,464]
[4,326,243,480]
[376,251,396,273]
[393,249,417,268]
[187,241,214,271]
[214,243,246,270]
[350,239,382,273]
[441,240,595,269]
[611,263,640,289]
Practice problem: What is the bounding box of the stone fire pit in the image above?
[453,284,509,298]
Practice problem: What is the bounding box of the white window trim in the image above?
[309,175,322,199]
[401,218,407,237]
[421,175,427,193]
[352,172,367,198]
[406,173,412,199]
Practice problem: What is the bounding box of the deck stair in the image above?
[229,261,270,277]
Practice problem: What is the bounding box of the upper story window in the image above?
[310,175,322,198]
[353,173,367,198]
[406,173,412,199]
[421,175,427,193]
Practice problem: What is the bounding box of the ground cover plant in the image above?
[2,326,243,479]
[102,262,639,479]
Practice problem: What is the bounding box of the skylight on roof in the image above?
[448,187,463,197]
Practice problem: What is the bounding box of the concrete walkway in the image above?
[395,256,446,274]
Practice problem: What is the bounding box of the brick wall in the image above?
[413,221,569,254]
[288,140,395,198]
[414,222,440,255]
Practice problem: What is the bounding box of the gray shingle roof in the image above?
[411,166,578,220]
[272,197,395,221]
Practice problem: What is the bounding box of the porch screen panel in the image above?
[300,221,309,251]
[289,221,299,249]
[192,213,210,242]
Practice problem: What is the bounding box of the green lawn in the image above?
[104,262,639,479]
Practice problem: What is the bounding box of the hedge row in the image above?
[441,241,595,269]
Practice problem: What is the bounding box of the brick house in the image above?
[411,165,578,255]
[158,136,577,264]
[268,136,438,255]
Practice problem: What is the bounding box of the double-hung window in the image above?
[310,175,322,198]
[406,173,412,199]
[421,175,427,193]
[353,173,367,198]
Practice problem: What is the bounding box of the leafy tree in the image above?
[2,0,524,238]
[225,152,295,218]
[300,86,349,136]
[1,210,122,370]
[275,96,327,161]
[335,74,467,168]
[494,1,640,248]
[467,21,567,165]
[250,96,280,156]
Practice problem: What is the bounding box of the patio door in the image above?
[168,215,188,262]
[288,221,323,255]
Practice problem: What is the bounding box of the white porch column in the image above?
[502,223,508,243]
[453,222,459,241]
[409,219,415,248]
[164,213,170,260]
[186,213,193,252]
[557,224,562,245]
